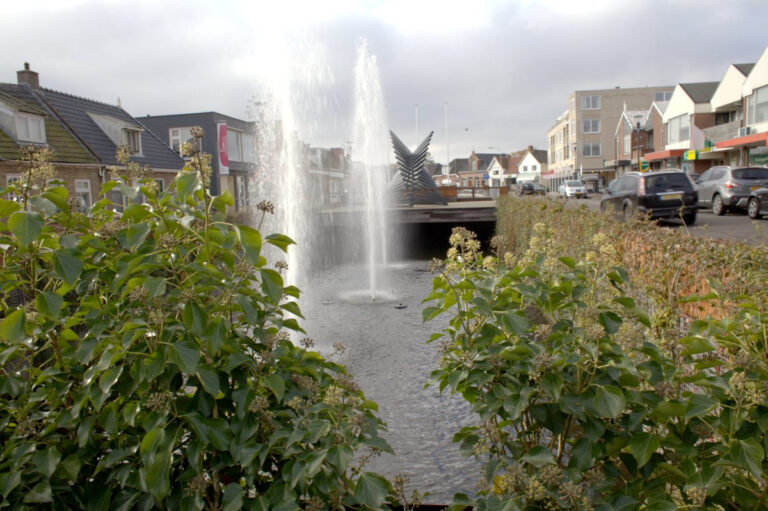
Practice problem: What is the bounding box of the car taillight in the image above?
[638,179,646,196]
[724,181,741,189]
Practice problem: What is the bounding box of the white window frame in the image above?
[581,95,601,110]
[624,134,631,155]
[6,173,21,201]
[227,128,243,161]
[582,143,601,157]
[582,119,600,133]
[169,127,201,156]
[74,179,92,213]
[15,113,46,143]
[747,85,768,126]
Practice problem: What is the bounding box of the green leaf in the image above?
[0,309,26,342]
[31,446,61,478]
[35,292,63,320]
[212,190,235,212]
[501,310,530,335]
[53,249,83,285]
[598,311,622,334]
[645,501,677,511]
[422,306,442,322]
[175,172,199,200]
[263,374,285,402]
[353,472,391,509]
[629,432,659,467]
[8,210,43,244]
[117,222,151,252]
[731,439,764,479]
[265,233,295,253]
[23,480,52,504]
[522,446,555,467]
[196,367,221,397]
[183,301,206,337]
[222,483,243,511]
[238,225,262,264]
[261,268,284,304]
[29,196,58,215]
[0,470,21,499]
[681,337,717,356]
[170,341,200,374]
[43,185,69,212]
[685,394,718,421]
[654,400,685,418]
[0,198,21,218]
[593,385,625,418]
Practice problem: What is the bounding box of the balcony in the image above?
[702,120,740,145]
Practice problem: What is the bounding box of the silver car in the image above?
[558,180,587,198]
[695,165,768,215]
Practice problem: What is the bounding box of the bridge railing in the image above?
[437,185,508,202]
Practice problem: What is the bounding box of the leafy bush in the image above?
[425,227,768,510]
[0,145,392,510]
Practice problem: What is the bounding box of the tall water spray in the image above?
[352,41,391,300]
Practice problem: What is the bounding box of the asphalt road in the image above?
[564,194,768,246]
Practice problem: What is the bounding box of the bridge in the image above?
[323,199,497,225]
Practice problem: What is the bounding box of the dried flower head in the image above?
[257,200,275,214]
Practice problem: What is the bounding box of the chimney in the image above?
[527,145,534,152]
[17,62,39,89]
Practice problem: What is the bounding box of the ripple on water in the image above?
[301,261,481,504]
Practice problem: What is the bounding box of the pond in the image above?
[301,260,481,504]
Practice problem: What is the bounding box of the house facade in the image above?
[516,147,548,183]
[137,112,255,210]
[547,85,674,189]
[2,64,183,211]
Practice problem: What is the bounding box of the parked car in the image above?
[747,187,768,219]
[518,182,546,196]
[600,169,698,224]
[558,180,587,198]
[694,165,768,215]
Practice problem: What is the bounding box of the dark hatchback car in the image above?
[601,170,698,224]
[747,187,768,219]
[518,182,546,196]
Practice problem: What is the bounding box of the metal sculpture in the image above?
[389,130,447,206]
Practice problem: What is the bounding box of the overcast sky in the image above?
[3,0,768,164]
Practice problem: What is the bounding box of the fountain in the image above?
[248,37,480,502]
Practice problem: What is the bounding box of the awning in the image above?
[644,149,684,161]
[715,130,768,150]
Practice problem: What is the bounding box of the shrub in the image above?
[0,145,392,510]
[425,227,768,510]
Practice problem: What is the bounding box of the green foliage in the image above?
[426,227,768,510]
[0,148,392,509]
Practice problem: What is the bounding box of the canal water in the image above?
[301,260,481,503]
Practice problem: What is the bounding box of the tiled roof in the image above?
[680,82,719,104]
[473,153,507,171]
[530,149,548,164]
[39,88,183,169]
[0,83,95,163]
[449,158,469,172]
[734,63,755,77]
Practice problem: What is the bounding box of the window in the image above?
[123,129,142,154]
[667,115,690,144]
[582,143,601,157]
[522,165,528,172]
[746,85,768,125]
[227,128,242,161]
[581,95,600,110]
[109,181,124,213]
[582,119,600,133]
[169,127,202,155]
[623,134,631,155]
[655,91,673,102]
[532,164,537,171]
[74,179,92,213]
[16,113,46,143]
[6,173,20,201]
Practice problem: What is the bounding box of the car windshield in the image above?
[644,173,692,193]
[566,181,583,187]
[732,167,768,180]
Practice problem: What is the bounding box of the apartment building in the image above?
[547,85,674,189]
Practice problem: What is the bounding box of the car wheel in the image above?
[748,197,762,219]
[682,211,696,225]
[712,194,725,216]
[622,202,632,220]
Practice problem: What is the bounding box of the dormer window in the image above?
[123,129,142,154]
[16,113,46,143]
